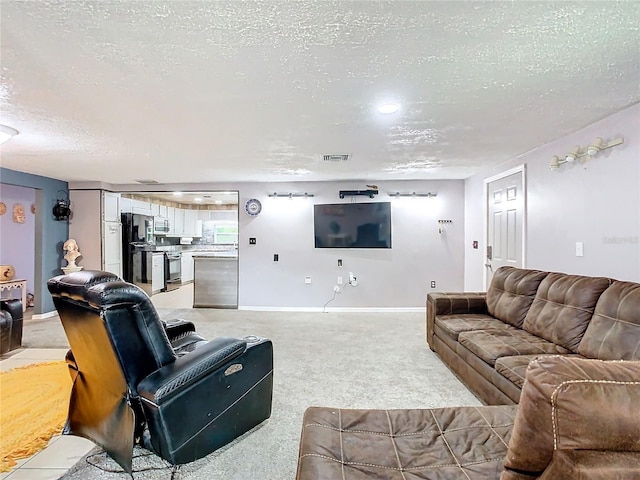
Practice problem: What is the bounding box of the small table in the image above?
[0,279,27,312]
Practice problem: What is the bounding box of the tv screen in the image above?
[314,202,392,249]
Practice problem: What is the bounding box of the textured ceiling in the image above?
[1,1,639,185]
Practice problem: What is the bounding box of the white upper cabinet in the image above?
[151,203,161,216]
[173,208,185,236]
[183,209,199,236]
[197,210,211,221]
[132,199,152,215]
[102,192,121,222]
[120,197,132,214]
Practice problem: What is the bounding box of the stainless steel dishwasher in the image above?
[193,255,238,308]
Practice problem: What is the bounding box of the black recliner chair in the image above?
[48,270,273,474]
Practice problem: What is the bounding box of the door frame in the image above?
[482,164,527,290]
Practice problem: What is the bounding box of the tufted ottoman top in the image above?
[296,405,517,480]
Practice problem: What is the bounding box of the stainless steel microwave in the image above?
[154,217,170,235]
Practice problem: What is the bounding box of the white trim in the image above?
[482,164,527,290]
[239,306,424,313]
[31,310,58,320]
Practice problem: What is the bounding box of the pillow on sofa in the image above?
[522,273,612,352]
[486,267,548,328]
[578,281,640,360]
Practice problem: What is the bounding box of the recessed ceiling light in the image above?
[194,197,202,202]
[215,200,223,205]
[173,192,182,196]
[377,103,399,114]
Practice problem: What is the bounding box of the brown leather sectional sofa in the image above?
[427,266,640,404]
[296,356,640,479]
[295,267,640,479]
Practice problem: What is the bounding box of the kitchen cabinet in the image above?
[166,207,175,234]
[173,208,185,236]
[181,252,194,283]
[183,209,199,237]
[102,221,122,277]
[151,203,160,216]
[151,253,165,294]
[197,211,211,221]
[132,199,152,215]
[120,197,132,214]
[69,189,122,277]
[102,192,120,222]
[193,256,238,308]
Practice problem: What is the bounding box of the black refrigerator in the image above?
[121,213,155,282]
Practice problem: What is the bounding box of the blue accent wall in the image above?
[0,168,68,314]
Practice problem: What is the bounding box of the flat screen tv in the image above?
[314,202,392,249]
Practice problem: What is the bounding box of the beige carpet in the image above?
[29,309,480,479]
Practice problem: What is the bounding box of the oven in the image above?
[164,252,182,291]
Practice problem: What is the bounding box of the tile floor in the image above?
[0,284,194,479]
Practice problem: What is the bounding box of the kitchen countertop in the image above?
[192,252,238,258]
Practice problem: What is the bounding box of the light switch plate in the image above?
[305,276,312,284]
[575,241,584,257]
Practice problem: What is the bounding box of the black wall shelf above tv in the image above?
[338,189,378,199]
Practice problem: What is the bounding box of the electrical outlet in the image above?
[338,259,342,267]
[334,285,341,293]
[349,272,357,286]
[249,237,256,245]
[273,254,279,261]
[305,276,312,284]
[431,281,436,288]
[337,276,343,285]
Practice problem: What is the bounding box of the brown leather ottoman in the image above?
[296,405,517,480]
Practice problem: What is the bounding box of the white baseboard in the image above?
[31,310,58,320]
[238,306,424,313]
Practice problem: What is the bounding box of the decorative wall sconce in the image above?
[268,192,314,198]
[389,192,438,198]
[53,191,72,221]
[550,136,624,170]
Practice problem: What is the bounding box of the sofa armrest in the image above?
[137,337,247,404]
[501,356,640,480]
[426,292,486,349]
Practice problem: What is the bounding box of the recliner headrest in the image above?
[48,270,123,302]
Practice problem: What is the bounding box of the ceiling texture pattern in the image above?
[1,1,639,185]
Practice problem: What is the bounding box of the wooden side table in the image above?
[0,279,27,312]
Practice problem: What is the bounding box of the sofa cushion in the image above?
[522,273,612,352]
[459,329,569,367]
[435,314,517,342]
[486,267,548,328]
[495,354,583,389]
[578,281,640,360]
[296,405,517,480]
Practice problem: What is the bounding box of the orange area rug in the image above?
[0,360,71,472]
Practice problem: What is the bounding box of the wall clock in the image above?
[244,198,262,216]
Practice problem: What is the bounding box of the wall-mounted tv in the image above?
[314,202,392,249]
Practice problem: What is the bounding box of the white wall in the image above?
[464,103,640,290]
[237,180,465,309]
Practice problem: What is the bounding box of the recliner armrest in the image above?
[162,319,196,341]
[137,337,247,404]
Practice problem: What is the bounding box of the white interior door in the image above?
[485,168,525,287]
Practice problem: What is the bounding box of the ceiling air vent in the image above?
[134,179,159,184]
[323,154,349,162]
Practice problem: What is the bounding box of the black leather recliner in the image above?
[48,270,273,474]
[0,298,23,354]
